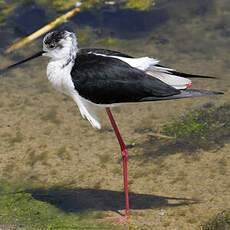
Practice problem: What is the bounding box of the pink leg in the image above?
[106,108,130,218]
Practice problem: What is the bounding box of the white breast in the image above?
[47,60,75,95]
[46,59,101,129]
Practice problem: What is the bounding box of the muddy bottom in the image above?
[0,0,229,229]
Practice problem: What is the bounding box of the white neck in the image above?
[46,32,78,66]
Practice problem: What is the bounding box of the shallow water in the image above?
[0,1,229,229]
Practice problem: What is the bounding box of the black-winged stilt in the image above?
[0,30,223,221]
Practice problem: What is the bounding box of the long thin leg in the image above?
[106,107,130,218]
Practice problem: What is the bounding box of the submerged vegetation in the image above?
[40,0,156,10]
[0,0,156,24]
[0,1,16,24]
[163,103,230,151]
[139,103,230,157]
[0,182,119,229]
[124,0,155,10]
[202,210,230,230]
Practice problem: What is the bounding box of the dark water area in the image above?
[0,0,220,51]
[1,3,168,50]
[10,4,47,35]
[72,7,169,39]
[0,4,51,51]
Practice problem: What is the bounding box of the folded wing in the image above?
[79,48,215,91]
[71,53,180,105]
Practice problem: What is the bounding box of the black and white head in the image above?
[0,30,78,74]
[43,30,78,61]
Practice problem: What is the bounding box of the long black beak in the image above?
[0,51,45,75]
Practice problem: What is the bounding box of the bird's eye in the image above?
[49,43,56,49]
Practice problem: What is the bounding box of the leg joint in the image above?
[121,149,128,159]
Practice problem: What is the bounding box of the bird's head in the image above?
[0,30,78,75]
[43,30,78,61]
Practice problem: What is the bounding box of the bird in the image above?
[0,30,223,221]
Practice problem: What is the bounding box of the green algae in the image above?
[162,103,230,152]
[202,210,230,230]
[0,182,121,230]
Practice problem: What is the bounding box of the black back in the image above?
[79,48,133,58]
[71,53,180,104]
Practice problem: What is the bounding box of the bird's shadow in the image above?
[26,188,198,213]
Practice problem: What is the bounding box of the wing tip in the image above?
[189,89,224,95]
[182,89,224,97]
[139,89,224,102]
[170,70,218,80]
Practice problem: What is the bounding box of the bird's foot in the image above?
[105,211,130,225]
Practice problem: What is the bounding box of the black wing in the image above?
[155,64,216,79]
[140,89,223,102]
[80,49,216,79]
[79,48,133,58]
[71,53,180,104]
